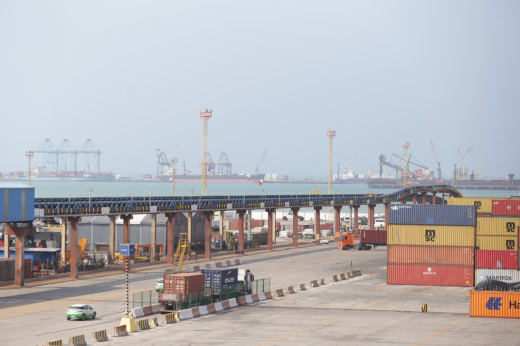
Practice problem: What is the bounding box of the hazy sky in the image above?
[1,1,519,179]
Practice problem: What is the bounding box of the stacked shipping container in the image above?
[387,205,475,287]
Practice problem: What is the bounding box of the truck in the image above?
[338,232,372,250]
[338,230,387,251]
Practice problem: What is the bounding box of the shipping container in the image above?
[492,200,520,217]
[476,250,518,269]
[448,197,493,214]
[201,268,238,290]
[477,215,492,218]
[477,218,518,236]
[360,230,387,245]
[387,264,474,287]
[475,269,520,285]
[387,225,474,247]
[389,205,475,226]
[0,183,35,223]
[387,245,474,266]
[470,290,520,318]
[476,236,517,251]
[162,273,205,301]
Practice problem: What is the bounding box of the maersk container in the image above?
[476,250,518,269]
[201,268,238,290]
[476,236,517,251]
[448,197,494,214]
[470,290,520,319]
[387,264,474,287]
[387,245,474,266]
[475,269,520,285]
[477,218,518,236]
[0,184,35,223]
[492,200,520,217]
[389,205,475,226]
[387,225,475,247]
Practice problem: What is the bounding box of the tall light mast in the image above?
[402,142,410,188]
[327,130,336,220]
[200,108,212,196]
[25,151,34,185]
[171,157,178,196]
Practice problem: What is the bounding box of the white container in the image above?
[475,269,520,285]
[279,231,292,238]
[302,229,314,236]
[320,230,332,237]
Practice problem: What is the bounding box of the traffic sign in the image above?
[120,244,135,256]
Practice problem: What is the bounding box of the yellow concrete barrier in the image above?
[67,335,86,346]
[46,340,63,346]
[339,273,346,280]
[310,280,319,287]
[113,325,128,337]
[92,330,108,342]
[285,286,295,294]
[355,269,362,276]
[163,312,179,324]
[137,319,151,330]
[150,317,159,327]
[297,283,306,291]
[275,288,285,297]
[331,274,338,282]
[346,271,353,278]
[320,278,325,285]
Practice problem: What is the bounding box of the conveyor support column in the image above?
[166,213,174,265]
[238,210,245,253]
[291,208,299,247]
[151,213,157,261]
[205,212,213,260]
[314,207,321,244]
[67,217,82,279]
[109,216,115,265]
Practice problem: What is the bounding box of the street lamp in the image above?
[87,189,92,214]
[68,191,73,202]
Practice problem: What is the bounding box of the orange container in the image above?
[470,290,520,318]
[387,245,474,266]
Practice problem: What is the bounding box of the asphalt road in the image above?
[1,244,519,345]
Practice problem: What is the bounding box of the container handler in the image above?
[337,232,372,250]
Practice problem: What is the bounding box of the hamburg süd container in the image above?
[476,250,518,270]
[389,205,475,226]
[492,200,520,217]
[470,290,520,319]
[477,218,518,236]
[387,264,474,287]
[475,269,520,285]
[448,197,493,215]
[387,245,474,266]
[360,230,387,246]
[387,225,475,247]
[0,183,35,223]
[201,268,238,290]
[476,236,517,251]
[162,273,205,301]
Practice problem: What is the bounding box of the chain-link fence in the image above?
[133,290,159,309]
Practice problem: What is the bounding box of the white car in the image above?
[66,304,96,321]
[312,238,330,244]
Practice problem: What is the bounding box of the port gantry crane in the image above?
[255,149,267,175]
[337,153,355,177]
[378,153,428,180]
[216,152,232,175]
[156,149,170,177]
[454,147,473,180]
[430,140,442,180]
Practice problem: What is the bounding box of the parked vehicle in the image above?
[66,304,96,321]
[312,238,330,244]
[155,278,163,292]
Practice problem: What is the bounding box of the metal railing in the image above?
[133,289,159,309]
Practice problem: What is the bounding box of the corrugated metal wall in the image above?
[387,225,474,247]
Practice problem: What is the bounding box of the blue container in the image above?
[389,205,475,226]
[201,268,238,290]
[0,184,35,223]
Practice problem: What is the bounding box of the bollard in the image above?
[285,286,295,294]
[113,325,128,337]
[310,280,319,287]
[92,330,108,342]
[67,335,87,346]
[297,283,306,291]
[422,304,428,313]
[275,288,285,297]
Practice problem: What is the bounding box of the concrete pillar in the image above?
[432,192,436,205]
[384,203,389,230]
[205,212,212,260]
[109,216,115,265]
[442,192,445,205]
[271,209,276,245]
[368,204,375,230]
[247,210,252,241]
[219,211,224,250]
[267,209,273,251]
[349,205,353,232]
[401,198,406,204]
[166,214,174,265]
[68,217,82,279]
[187,212,192,253]
[334,206,341,241]
[291,208,299,248]
[314,207,321,245]
[3,231,8,258]
[238,210,245,253]
[422,193,427,205]
[413,193,417,205]
[151,213,157,261]
[61,217,67,265]
[353,206,359,239]
[120,215,133,271]
[14,229,24,286]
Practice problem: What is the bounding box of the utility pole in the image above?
[200,108,212,196]
[402,142,410,188]
[25,151,34,185]
[327,130,336,220]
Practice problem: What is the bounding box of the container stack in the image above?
[387,205,476,287]
[474,199,520,285]
[448,197,494,218]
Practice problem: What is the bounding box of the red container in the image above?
[321,223,333,230]
[162,273,204,301]
[387,245,474,266]
[387,264,474,287]
[476,250,518,269]
[492,200,520,217]
[228,220,239,230]
[360,230,387,245]
[251,220,264,228]
[477,215,492,218]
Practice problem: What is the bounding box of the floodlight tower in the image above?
[327,130,336,220]
[171,157,178,196]
[200,108,212,196]
[402,142,410,188]
[25,151,34,185]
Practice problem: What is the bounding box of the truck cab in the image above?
[338,232,354,250]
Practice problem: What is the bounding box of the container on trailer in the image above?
[387,264,473,287]
[470,290,520,318]
[0,184,35,223]
[475,268,520,285]
[389,205,475,226]
[492,200,520,217]
[476,250,518,269]
[201,268,238,290]
[387,225,474,247]
[360,230,387,245]
[477,218,518,236]
[162,273,205,301]
[387,245,474,266]
[448,197,493,214]
[476,236,517,251]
